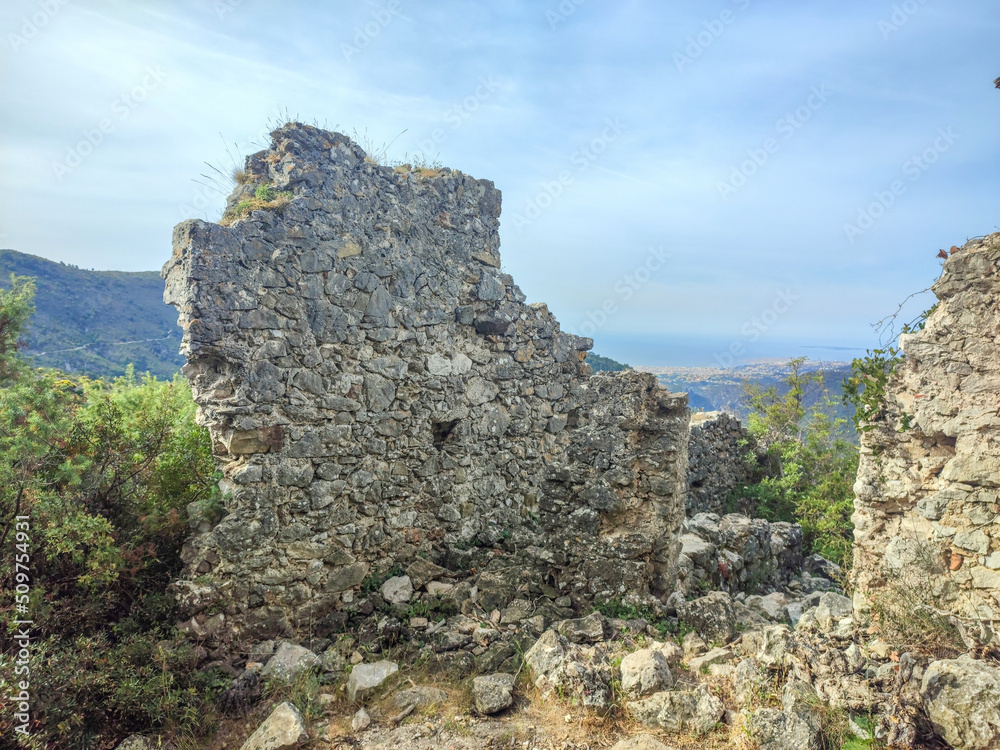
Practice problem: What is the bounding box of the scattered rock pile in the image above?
[122,591,1000,749]
[675,511,814,598]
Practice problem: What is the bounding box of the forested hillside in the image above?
[0,250,183,378]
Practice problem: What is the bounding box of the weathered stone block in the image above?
[472,672,515,714]
[346,660,398,702]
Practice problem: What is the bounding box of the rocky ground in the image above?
[113,510,1000,750]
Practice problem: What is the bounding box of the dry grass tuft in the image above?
[868,540,970,659]
[220,184,294,226]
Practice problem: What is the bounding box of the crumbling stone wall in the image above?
[677,512,805,597]
[852,233,1000,637]
[687,411,766,514]
[163,123,688,643]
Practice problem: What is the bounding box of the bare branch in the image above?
[872,287,932,348]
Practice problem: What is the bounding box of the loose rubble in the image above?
[921,655,1000,750]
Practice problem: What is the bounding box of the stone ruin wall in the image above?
[163,123,689,644]
[687,410,766,515]
[852,232,1000,639]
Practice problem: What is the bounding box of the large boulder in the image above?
[259,642,321,683]
[473,672,516,714]
[627,688,724,734]
[346,660,399,701]
[620,648,673,698]
[745,708,818,750]
[921,655,1000,750]
[239,702,308,750]
[676,592,737,643]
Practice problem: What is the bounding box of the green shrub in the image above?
[731,358,859,566]
[0,278,220,747]
[843,301,937,434]
[842,346,904,434]
[222,184,294,225]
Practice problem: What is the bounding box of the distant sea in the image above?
[589,333,870,369]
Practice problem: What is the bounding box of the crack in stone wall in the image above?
[163,123,688,643]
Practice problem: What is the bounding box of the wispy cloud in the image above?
[0,0,997,365]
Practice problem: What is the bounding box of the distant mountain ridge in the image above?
[0,249,183,379]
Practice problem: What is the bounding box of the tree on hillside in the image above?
[743,357,823,447]
[733,357,859,566]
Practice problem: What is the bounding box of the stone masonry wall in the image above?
[687,411,766,515]
[852,233,1000,638]
[163,123,689,644]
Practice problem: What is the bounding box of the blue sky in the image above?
[1,0,997,366]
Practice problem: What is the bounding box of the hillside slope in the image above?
[0,249,183,379]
